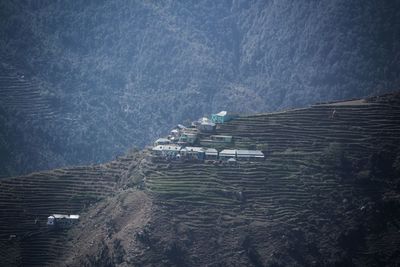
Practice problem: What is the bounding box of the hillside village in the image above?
[150,111,265,163]
[0,93,400,266]
[26,111,266,230]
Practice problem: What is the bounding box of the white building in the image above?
[236,150,264,161]
[219,149,237,160]
[154,138,171,146]
[151,145,182,156]
[204,148,218,160]
[47,214,80,228]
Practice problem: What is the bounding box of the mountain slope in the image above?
[1,93,399,266]
[1,0,400,177]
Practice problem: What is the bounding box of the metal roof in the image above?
[204,148,218,155]
[216,111,227,116]
[210,135,232,138]
[155,138,170,143]
[198,117,212,123]
[220,149,236,156]
[200,121,215,126]
[49,214,80,219]
[181,147,205,153]
[236,150,264,157]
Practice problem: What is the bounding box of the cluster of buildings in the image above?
[44,112,262,231]
[151,111,265,162]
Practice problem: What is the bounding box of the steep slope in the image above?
[131,93,400,266]
[0,151,144,266]
[0,62,68,177]
[2,93,399,266]
[1,0,400,177]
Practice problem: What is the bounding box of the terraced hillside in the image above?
[0,62,56,120]
[218,96,400,155]
[0,151,143,266]
[59,93,400,267]
[0,61,66,177]
[1,93,400,266]
[143,93,400,266]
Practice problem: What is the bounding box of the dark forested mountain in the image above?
[1,0,399,176]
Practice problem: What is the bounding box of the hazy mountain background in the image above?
[1,0,399,177]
